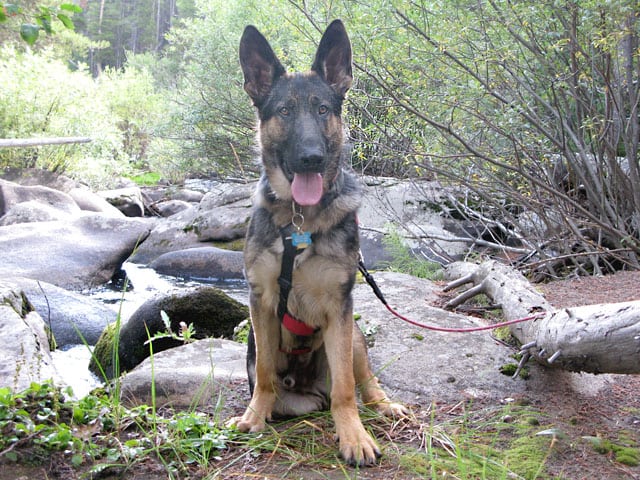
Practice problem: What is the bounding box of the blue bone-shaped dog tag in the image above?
[291,231,312,249]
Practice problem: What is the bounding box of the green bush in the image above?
[0,45,166,188]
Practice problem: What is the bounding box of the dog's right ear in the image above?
[239,26,286,106]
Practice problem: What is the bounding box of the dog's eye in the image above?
[318,105,328,115]
[279,106,290,116]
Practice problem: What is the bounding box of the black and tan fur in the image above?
[232,20,406,466]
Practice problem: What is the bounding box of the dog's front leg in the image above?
[324,309,381,466]
[234,301,281,433]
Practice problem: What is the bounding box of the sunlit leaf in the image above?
[37,12,53,35]
[60,3,82,13]
[57,13,74,29]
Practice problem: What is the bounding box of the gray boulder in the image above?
[169,188,205,203]
[90,286,249,378]
[0,178,80,217]
[0,281,59,392]
[97,186,145,217]
[0,200,73,225]
[130,183,253,264]
[120,338,246,407]
[68,187,125,217]
[149,246,244,280]
[154,199,192,217]
[0,214,151,290]
[12,278,117,347]
[0,167,78,192]
[359,177,467,263]
[353,271,532,404]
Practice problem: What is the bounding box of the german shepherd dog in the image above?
[233,20,406,466]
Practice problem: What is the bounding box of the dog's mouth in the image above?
[291,172,324,206]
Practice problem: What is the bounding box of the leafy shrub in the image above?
[0,45,166,188]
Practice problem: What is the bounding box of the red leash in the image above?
[383,303,544,333]
[358,260,545,333]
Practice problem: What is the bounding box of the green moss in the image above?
[503,435,550,479]
[88,323,118,379]
[586,433,639,467]
[211,238,245,251]
[398,450,432,476]
[615,447,639,466]
[499,362,529,379]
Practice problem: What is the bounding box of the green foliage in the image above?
[127,170,161,185]
[0,45,167,187]
[0,1,80,45]
[232,319,250,344]
[0,381,235,472]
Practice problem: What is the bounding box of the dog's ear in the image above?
[240,26,286,106]
[311,20,352,98]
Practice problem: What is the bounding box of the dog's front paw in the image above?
[374,400,409,418]
[227,410,268,433]
[336,424,381,467]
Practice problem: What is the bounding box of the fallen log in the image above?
[0,137,92,148]
[443,260,640,375]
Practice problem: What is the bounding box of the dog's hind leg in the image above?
[324,310,382,466]
[352,325,408,417]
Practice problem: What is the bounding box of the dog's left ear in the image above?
[311,19,353,98]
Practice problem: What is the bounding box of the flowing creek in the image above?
[51,262,249,398]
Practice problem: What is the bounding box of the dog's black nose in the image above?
[299,152,324,171]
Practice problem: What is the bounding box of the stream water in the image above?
[51,262,249,398]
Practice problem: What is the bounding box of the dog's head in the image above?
[239,20,352,206]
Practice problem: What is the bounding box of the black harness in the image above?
[277,225,318,354]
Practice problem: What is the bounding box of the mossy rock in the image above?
[89,287,248,378]
[89,323,118,379]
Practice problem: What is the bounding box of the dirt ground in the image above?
[1,271,639,479]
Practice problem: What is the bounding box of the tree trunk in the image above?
[443,260,640,374]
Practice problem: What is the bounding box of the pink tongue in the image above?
[291,172,324,206]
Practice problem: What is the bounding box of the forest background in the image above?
[1,0,640,276]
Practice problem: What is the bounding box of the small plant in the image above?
[382,226,443,280]
[144,310,196,345]
[232,319,250,344]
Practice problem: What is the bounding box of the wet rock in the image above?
[130,184,253,264]
[12,277,117,347]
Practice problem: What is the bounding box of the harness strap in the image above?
[278,226,317,353]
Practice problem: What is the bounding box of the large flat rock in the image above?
[0,214,151,290]
[353,271,529,405]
